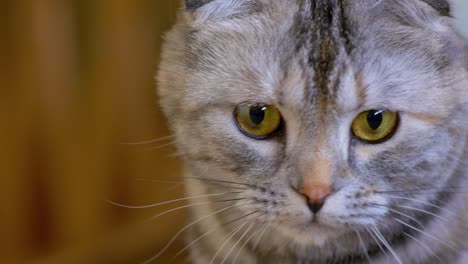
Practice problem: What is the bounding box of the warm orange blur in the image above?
[1,1,187,263]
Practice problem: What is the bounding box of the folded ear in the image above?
[185,0,215,11]
[420,0,451,16]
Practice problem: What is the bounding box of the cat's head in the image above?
[158,0,467,254]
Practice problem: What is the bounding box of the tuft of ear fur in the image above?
[420,0,451,16]
[183,0,261,23]
[185,0,215,11]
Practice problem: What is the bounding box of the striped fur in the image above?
[158,0,468,263]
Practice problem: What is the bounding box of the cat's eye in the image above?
[351,109,399,143]
[235,104,282,139]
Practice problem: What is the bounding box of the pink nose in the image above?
[300,183,332,214]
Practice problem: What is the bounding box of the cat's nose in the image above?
[300,183,331,214]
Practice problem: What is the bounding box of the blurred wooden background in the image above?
[1,1,187,263]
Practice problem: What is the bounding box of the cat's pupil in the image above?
[367,110,383,130]
[250,106,266,125]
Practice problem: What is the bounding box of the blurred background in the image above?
[1,1,467,264]
[1,1,185,263]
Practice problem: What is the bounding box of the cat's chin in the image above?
[277,221,345,247]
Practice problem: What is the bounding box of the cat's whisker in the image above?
[171,211,264,263]
[232,223,265,264]
[382,194,460,218]
[394,204,450,224]
[145,197,250,223]
[392,218,457,252]
[376,186,468,194]
[136,178,248,191]
[106,192,240,209]
[147,140,177,151]
[146,201,210,223]
[401,231,443,263]
[141,203,250,264]
[379,191,468,196]
[224,210,264,229]
[216,197,250,203]
[220,222,256,264]
[136,179,184,184]
[171,226,217,263]
[120,135,175,145]
[367,203,425,230]
[364,226,389,258]
[182,176,257,188]
[371,226,403,264]
[208,211,264,264]
[251,224,270,255]
[354,229,372,264]
[209,221,251,264]
[138,176,258,192]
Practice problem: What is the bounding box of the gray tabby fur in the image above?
[157,0,468,263]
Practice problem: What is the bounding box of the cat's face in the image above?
[158,0,467,253]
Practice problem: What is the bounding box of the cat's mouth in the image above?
[304,216,340,230]
[275,215,345,246]
[302,221,335,234]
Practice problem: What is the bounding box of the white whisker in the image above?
[107,192,236,209]
[402,231,442,263]
[221,222,255,264]
[371,226,402,264]
[368,203,425,230]
[141,203,245,264]
[170,209,260,262]
[393,218,457,251]
[120,135,175,145]
[209,222,250,264]
[147,140,177,150]
[145,201,210,223]
[136,177,249,190]
[232,223,264,264]
[146,198,250,223]
[136,179,185,184]
[251,224,270,254]
[172,225,218,261]
[383,195,459,218]
[364,227,389,258]
[354,229,372,263]
[395,204,450,223]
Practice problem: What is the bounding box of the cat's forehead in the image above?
[183,0,463,117]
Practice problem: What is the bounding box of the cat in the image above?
[157,0,468,263]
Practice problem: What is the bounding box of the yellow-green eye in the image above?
[235,104,282,139]
[351,109,399,143]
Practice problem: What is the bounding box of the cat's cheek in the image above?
[318,186,389,227]
[283,191,313,224]
[317,192,351,226]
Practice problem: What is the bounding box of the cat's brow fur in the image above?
[158,0,468,263]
